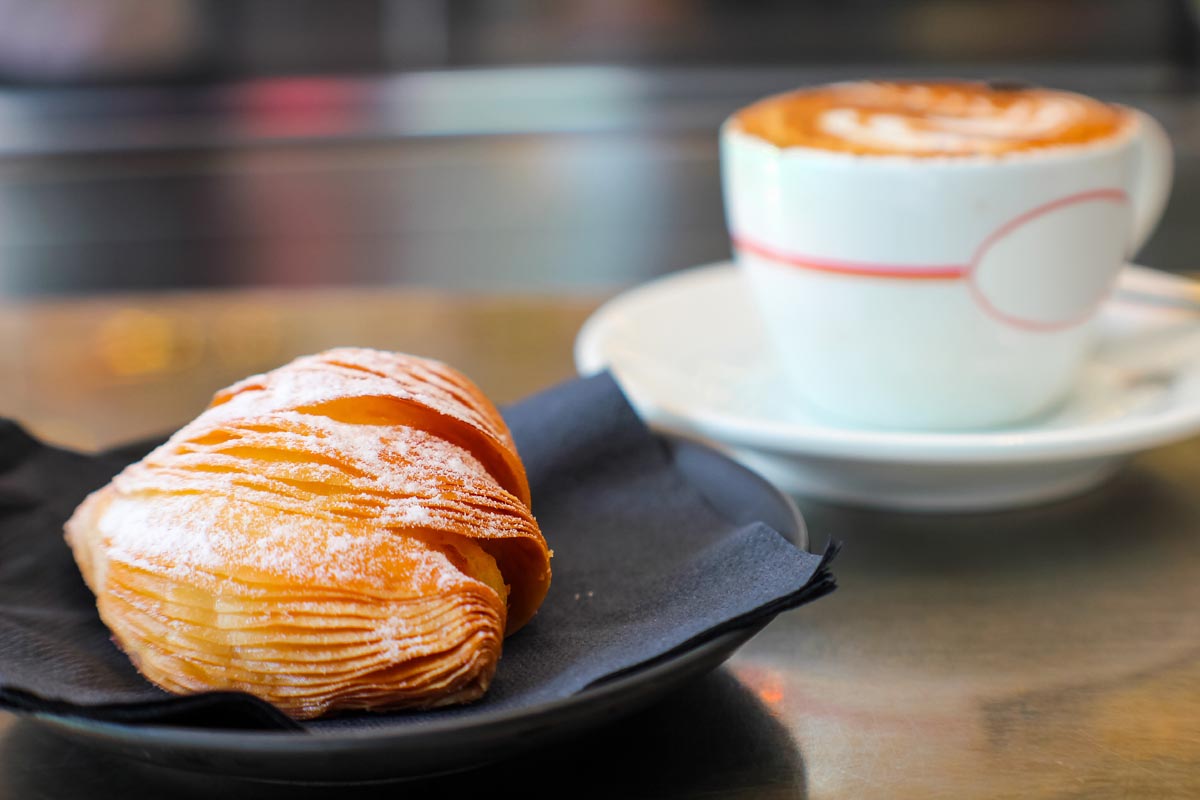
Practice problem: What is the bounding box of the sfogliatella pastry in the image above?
[65,349,551,720]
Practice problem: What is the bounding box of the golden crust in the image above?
[64,349,551,720]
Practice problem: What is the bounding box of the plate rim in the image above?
[30,625,765,753]
[575,261,1200,465]
[26,436,805,762]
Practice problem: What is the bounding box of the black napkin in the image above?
[0,373,836,732]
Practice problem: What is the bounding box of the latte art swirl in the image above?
[734,82,1132,157]
[817,94,1087,153]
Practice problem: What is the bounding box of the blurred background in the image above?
[0,0,1198,296]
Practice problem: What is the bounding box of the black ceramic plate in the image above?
[29,437,806,784]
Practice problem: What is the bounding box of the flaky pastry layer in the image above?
[65,348,551,720]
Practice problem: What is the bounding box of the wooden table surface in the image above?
[1,288,1198,799]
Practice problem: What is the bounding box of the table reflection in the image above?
[735,453,1200,796]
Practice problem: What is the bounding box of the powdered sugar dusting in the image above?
[114,417,536,542]
[101,493,224,576]
[208,349,510,452]
[70,348,548,717]
[92,348,545,595]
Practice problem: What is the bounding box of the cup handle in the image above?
[1128,110,1174,256]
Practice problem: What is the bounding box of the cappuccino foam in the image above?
[732,81,1132,157]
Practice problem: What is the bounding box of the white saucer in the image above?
[575,262,1200,511]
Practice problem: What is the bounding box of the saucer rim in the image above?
[575,261,1200,465]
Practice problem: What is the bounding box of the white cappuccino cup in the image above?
[721,81,1173,430]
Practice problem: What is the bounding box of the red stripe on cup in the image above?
[734,186,1129,331]
[731,236,968,280]
[732,187,1130,321]
[965,188,1129,332]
